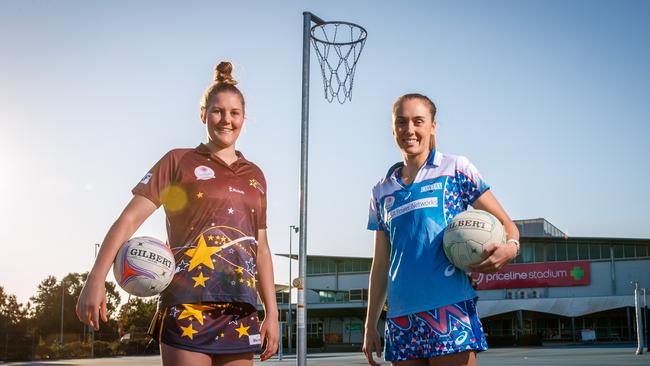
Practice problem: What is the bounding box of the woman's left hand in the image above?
[468,242,518,273]
[259,316,279,361]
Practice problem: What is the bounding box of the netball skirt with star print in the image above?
[384,297,488,362]
[148,302,262,355]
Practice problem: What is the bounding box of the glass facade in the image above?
[307,258,371,275]
[512,239,650,264]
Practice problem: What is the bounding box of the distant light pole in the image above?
[91,243,100,358]
[643,287,650,352]
[60,279,65,345]
[633,281,644,355]
[288,225,299,353]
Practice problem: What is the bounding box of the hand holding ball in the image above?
[113,236,175,297]
[443,210,506,272]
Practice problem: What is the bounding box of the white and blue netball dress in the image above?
[368,150,490,361]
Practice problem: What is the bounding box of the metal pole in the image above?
[298,12,325,365]
[643,288,650,352]
[288,225,298,354]
[610,246,616,294]
[60,280,65,345]
[278,322,283,361]
[298,11,312,366]
[91,243,99,358]
[634,282,644,355]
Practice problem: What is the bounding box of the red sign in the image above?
[472,261,590,290]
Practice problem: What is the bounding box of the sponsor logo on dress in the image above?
[444,264,456,277]
[386,197,438,222]
[140,172,152,184]
[229,186,245,195]
[420,182,442,193]
[249,334,261,345]
[249,179,265,194]
[454,331,468,345]
[194,165,215,180]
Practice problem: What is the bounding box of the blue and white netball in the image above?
[113,236,175,297]
[443,210,506,272]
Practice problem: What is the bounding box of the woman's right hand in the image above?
[75,274,108,330]
[362,325,382,366]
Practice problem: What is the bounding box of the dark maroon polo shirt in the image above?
[132,144,267,307]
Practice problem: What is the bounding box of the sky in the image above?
[1,0,649,305]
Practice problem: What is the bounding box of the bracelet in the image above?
[506,239,520,256]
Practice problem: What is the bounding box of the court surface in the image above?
[4,344,649,366]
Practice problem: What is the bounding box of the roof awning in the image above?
[477,296,634,318]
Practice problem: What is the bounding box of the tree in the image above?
[117,297,157,338]
[0,286,31,361]
[29,273,121,342]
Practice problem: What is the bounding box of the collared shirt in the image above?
[132,144,267,307]
[367,150,490,317]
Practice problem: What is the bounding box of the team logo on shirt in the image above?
[249,179,264,194]
[194,165,216,180]
[229,186,245,195]
[140,172,152,184]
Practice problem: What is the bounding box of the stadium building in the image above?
[271,219,650,348]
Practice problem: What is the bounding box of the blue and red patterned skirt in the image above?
[384,298,488,361]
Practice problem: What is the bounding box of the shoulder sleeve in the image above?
[257,170,268,230]
[455,156,490,206]
[131,150,177,207]
[367,187,384,231]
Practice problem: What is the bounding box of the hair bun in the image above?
[214,61,237,85]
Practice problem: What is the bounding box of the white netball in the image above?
[113,236,175,297]
[443,210,506,272]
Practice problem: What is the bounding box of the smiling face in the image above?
[201,91,245,149]
[392,97,436,160]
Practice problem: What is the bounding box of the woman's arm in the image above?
[256,229,278,361]
[76,195,157,329]
[363,230,390,366]
[469,190,520,273]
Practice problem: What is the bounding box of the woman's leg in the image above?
[161,342,212,366]
[428,350,476,366]
[211,351,254,366]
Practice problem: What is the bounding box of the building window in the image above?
[349,289,368,302]
[589,244,601,260]
[624,244,636,258]
[567,243,577,260]
[578,243,589,260]
[318,290,349,303]
[556,242,567,261]
[533,243,544,262]
[520,244,534,263]
[276,292,290,304]
[613,245,624,259]
[339,260,371,273]
[318,291,335,303]
[601,244,611,259]
[308,260,336,275]
[307,322,323,340]
[637,244,648,257]
[546,243,557,261]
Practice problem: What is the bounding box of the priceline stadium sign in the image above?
[471,261,590,290]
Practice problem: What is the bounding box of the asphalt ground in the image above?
[3,344,649,366]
